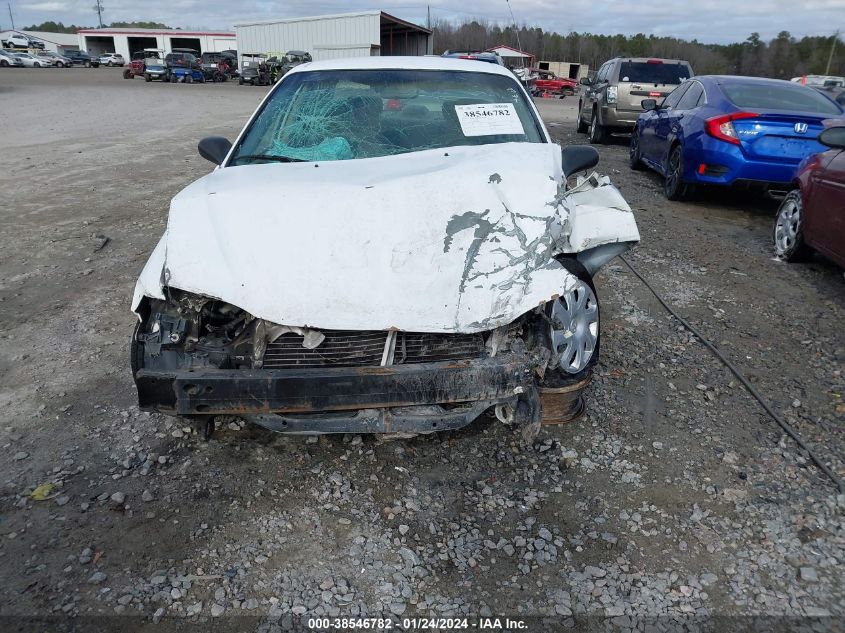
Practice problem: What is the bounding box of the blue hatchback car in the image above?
[629,75,844,199]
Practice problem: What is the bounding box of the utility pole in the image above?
[825,29,840,75]
[93,0,104,28]
[426,5,430,30]
[8,2,15,30]
[505,0,522,52]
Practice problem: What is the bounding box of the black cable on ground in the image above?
[619,254,844,493]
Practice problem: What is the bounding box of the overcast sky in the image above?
[6,0,844,45]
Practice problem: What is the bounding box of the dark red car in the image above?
[534,70,577,96]
[774,123,845,268]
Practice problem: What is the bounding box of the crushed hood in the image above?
[133,143,639,333]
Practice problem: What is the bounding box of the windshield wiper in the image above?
[230,154,307,164]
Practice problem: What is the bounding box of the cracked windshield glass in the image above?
[230,69,545,163]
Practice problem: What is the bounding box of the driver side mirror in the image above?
[641,98,658,111]
[198,136,232,165]
[579,76,592,86]
[561,145,599,178]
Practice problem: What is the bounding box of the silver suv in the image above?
[577,57,693,143]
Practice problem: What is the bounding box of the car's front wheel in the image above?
[548,274,600,376]
[774,190,812,262]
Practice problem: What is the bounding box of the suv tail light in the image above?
[606,85,618,104]
[705,112,758,145]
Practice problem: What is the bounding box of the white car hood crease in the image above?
[132,142,639,333]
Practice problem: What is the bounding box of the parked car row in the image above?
[0,48,73,67]
[574,55,845,272]
[123,48,240,83]
[238,51,311,86]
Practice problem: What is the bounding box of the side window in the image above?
[596,64,609,83]
[676,82,704,110]
[662,82,691,110]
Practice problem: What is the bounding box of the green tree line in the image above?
[21,20,173,33]
[432,20,843,78]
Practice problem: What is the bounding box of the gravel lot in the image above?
[1,67,844,631]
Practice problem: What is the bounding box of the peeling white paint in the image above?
[132,142,639,334]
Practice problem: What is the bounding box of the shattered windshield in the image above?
[229,69,545,164]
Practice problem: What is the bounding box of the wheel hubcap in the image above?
[550,280,599,374]
[666,150,680,190]
[775,199,800,254]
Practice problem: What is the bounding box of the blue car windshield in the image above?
[723,82,842,115]
[229,69,544,164]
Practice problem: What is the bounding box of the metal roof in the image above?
[77,28,234,36]
[234,10,431,34]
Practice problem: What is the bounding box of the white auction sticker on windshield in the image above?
[455,103,525,136]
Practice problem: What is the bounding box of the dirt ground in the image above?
[1,67,844,631]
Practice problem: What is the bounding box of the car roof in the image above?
[612,57,690,64]
[697,75,816,88]
[286,55,516,78]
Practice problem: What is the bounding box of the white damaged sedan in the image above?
[131,57,639,438]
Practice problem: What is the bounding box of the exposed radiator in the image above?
[262,329,487,369]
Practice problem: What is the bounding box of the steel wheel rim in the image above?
[775,198,800,254]
[550,280,599,374]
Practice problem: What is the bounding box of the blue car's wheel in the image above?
[664,145,688,200]
[629,129,645,171]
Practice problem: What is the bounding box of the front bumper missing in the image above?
[134,354,550,431]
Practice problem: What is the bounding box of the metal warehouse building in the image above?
[233,11,432,61]
[76,28,236,59]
